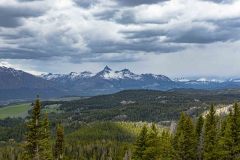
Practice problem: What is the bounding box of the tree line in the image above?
[133,104,240,160]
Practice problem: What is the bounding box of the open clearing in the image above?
[0,103,31,119]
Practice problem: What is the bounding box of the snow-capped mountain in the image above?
[40,66,240,92]
[39,66,175,95]
[1,65,240,101]
[42,71,94,82]
[174,77,225,83]
[94,66,141,80]
[42,66,171,82]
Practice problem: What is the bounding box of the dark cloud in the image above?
[94,9,119,21]
[123,19,240,44]
[168,27,234,44]
[0,17,20,27]
[0,3,45,27]
[122,29,166,39]
[87,38,184,56]
[202,0,234,3]
[114,10,136,24]
[73,0,99,8]
[118,0,168,6]
[171,18,240,43]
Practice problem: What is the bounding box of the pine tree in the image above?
[218,110,234,160]
[55,124,64,160]
[159,130,175,160]
[133,125,148,160]
[196,115,204,160]
[39,113,53,160]
[204,105,218,160]
[174,112,197,160]
[143,124,160,160]
[231,103,240,158]
[22,97,47,160]
[196,115,204,142]
[218,103,240,160]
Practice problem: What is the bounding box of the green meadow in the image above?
[0,103,31,119]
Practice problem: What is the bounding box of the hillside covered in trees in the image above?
[0,89,240,159]
[42,89,240,122]
[1,99,240,159]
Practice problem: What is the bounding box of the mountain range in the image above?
[1,65,240,103]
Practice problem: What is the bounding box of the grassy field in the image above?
[0,103,31,119]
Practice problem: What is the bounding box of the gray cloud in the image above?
[0,2,46,27]
[169,26,238,44]
[202,0,234,3]
[73,0,99,8]
[0,0,240,67]
[117,0,168,6]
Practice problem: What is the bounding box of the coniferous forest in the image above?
[0,93,240,159]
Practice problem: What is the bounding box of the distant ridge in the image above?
[1,65,240,102]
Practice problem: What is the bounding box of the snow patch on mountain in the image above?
[94,66,142,80]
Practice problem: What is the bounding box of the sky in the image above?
[0,0,240,78]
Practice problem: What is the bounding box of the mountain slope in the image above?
[1,65,240,102]
[0,66,65,102]
[0,66,54,89]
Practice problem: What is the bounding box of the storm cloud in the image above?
[0,0,240,77]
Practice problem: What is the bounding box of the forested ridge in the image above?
[42,89,240,122]
[1,100,240,159]
[1,89,240,159]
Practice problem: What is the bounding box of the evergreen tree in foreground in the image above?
[143,124,160,160]
[219,103,240,160]
[204,105,218,160]
[231,103,240,158]
[55,124,64,160]
[159,130,174,160]
[196,115,204,160]
[23,97,52,160]
[174,112,197,160]
[40,113,53,160]
[133,125,148,160]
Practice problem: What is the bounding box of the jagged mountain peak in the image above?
[103,65,112,72]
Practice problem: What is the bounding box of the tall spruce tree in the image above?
[55,124,64,160]
[204,105,218,160]
[219,103,240,160]
[196,115,204,141]
[23,97,52,160]
[143,124,160,160]
[40,113,53,160]
[231,103,240,158]
[218,110,234,159]
[159,130,175,160]
[133,125,148,160]
[196,115,204,160]
[174,112,197,160]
